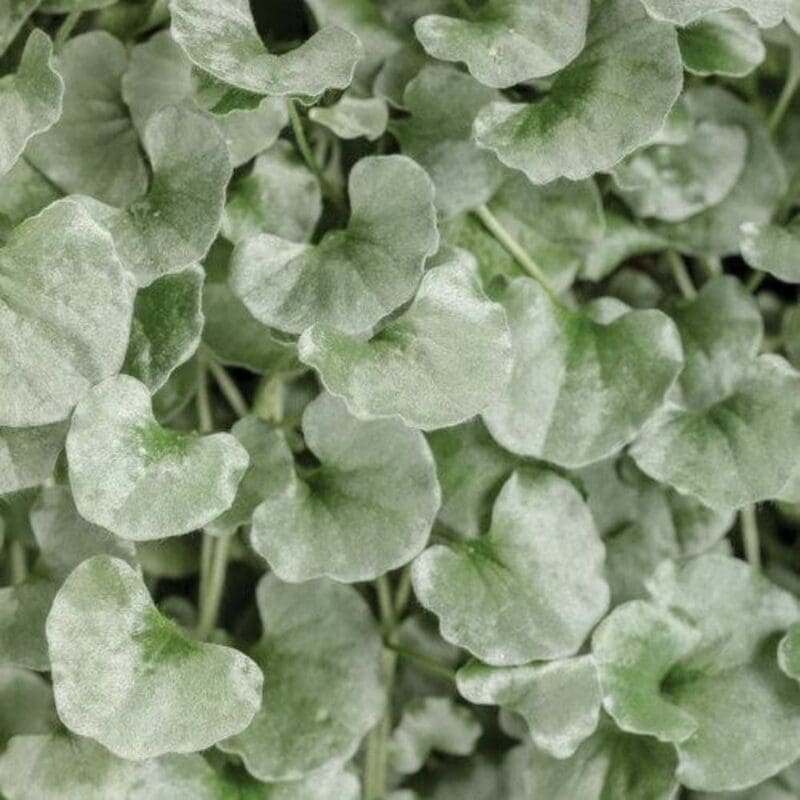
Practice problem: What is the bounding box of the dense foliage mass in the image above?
[5,0,800,798]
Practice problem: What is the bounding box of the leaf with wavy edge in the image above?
[299,251,512,431]
[412,469,609,666]
[482,279,683,468]
[250,392,440,582]
[474,0,683,184]
[46,556,262,759]
[457,656,601,758]
[414,0,589,88]
[170,0,362,97]
[678,10,765,77]
[310,93,388,140]
[0,30,62,178]
[66,375,249,540]
[219,574,384,781]
[231,154,437,335]
[641,0,785,27]
[0,198,136,427]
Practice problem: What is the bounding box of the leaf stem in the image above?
[769,62,800,134]
[394,565,413,617]
[746,270,765,293]
[196,362,214,434]
[9,540,27,585]
[375,574,395,632]
[474,204,558,299]
[206,356,249,418]
[667,251,696,299]
[384,641,456,682]
[195,533,233,640]
[54,1,85,50]
[740,505,761,570]
[286,98,343,205]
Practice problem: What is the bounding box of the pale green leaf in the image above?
[0,198,136,427]
[298,251,512,430]
[26,32,148,207]
[222,141,322,244]
[46,555,262,759]
[779,622,800,681]
[473,0,683,184]
[136,535,200,579]
[427,419,517,538]
[212,95,288,168]
[123,265,204,391]
[40,0,116,11]
[219,573,384,781]
[457,656,602,758]
[0,577,56,671]
[503,720,679,800]
[231,154,437,335]
[170,0,363,97]
[790,0,800,31]
[250,392,439,582]
[78,105,231,286]
[741,217,800,283]
[650,87,786,257]
[414,0,589,88]
[206,416,294,537]
[631,356,800,509]
[0,30,63,178]
[0,422,67,494]
[0,667,55,747]
[0,157,60,227]
[678,10,765,77]
[388,697,481,774]
[30,485,137,581]
[612,121,747,222]
[66,375,249,540]
[641,0,785,26]
[412,469,609,666]
[482,278,683,468]
[391,64,505,218]
[0,0,39,57]
[309,93,388,140]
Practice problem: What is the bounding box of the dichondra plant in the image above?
[6,1,800,798]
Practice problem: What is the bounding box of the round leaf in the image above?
[0,198,136,427]
[231,154,438,335]
[482,278,683,468]
[473,0,683,184]
[250,393,440,582]
[412,469,610,666]
[414,0,590,88]
[46,556,263,759]
[219,573,384,781]
[66,375,249,540]
[169,0,363,97]
[299,251,512,430]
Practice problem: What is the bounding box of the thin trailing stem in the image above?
[196,533,233,640]
[741,505,761,570]
[474,205,558,299]
[375,575,395,633]
[394,565,413,617]
[769,60,800,134]
[286,98,343,205]
[9,540,27,585]
[384,641,456,682]
[667,251,696,300]
[206,356,249,418]
[747,270,766,293]
[55,1,85,50]
[196,362,214,434]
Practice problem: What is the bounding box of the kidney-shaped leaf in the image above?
[0,199,136,427]
[412,469,609,666]
[473,0,683,184]
[219,574,384,781]
[299,251,512,430]
[414,0,589,88]
[66,375,249,540]
[0,30,63,178]
[250,392,440,582]
[482,278,683,468]
[79,105,231,286]
[231,154,437,335]
[170,0,362,97]
[46,556,262,760]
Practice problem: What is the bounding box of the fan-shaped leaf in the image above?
[219,574,384,781]
[299,251,512,430]
[412,469,609,666]
[250,393,439,582]
[0,199,136,427]
[46,556,262,759]
[66,375,249,540]
[231,154,437,335]
[482,279,683,468]
[473,0,683,184]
